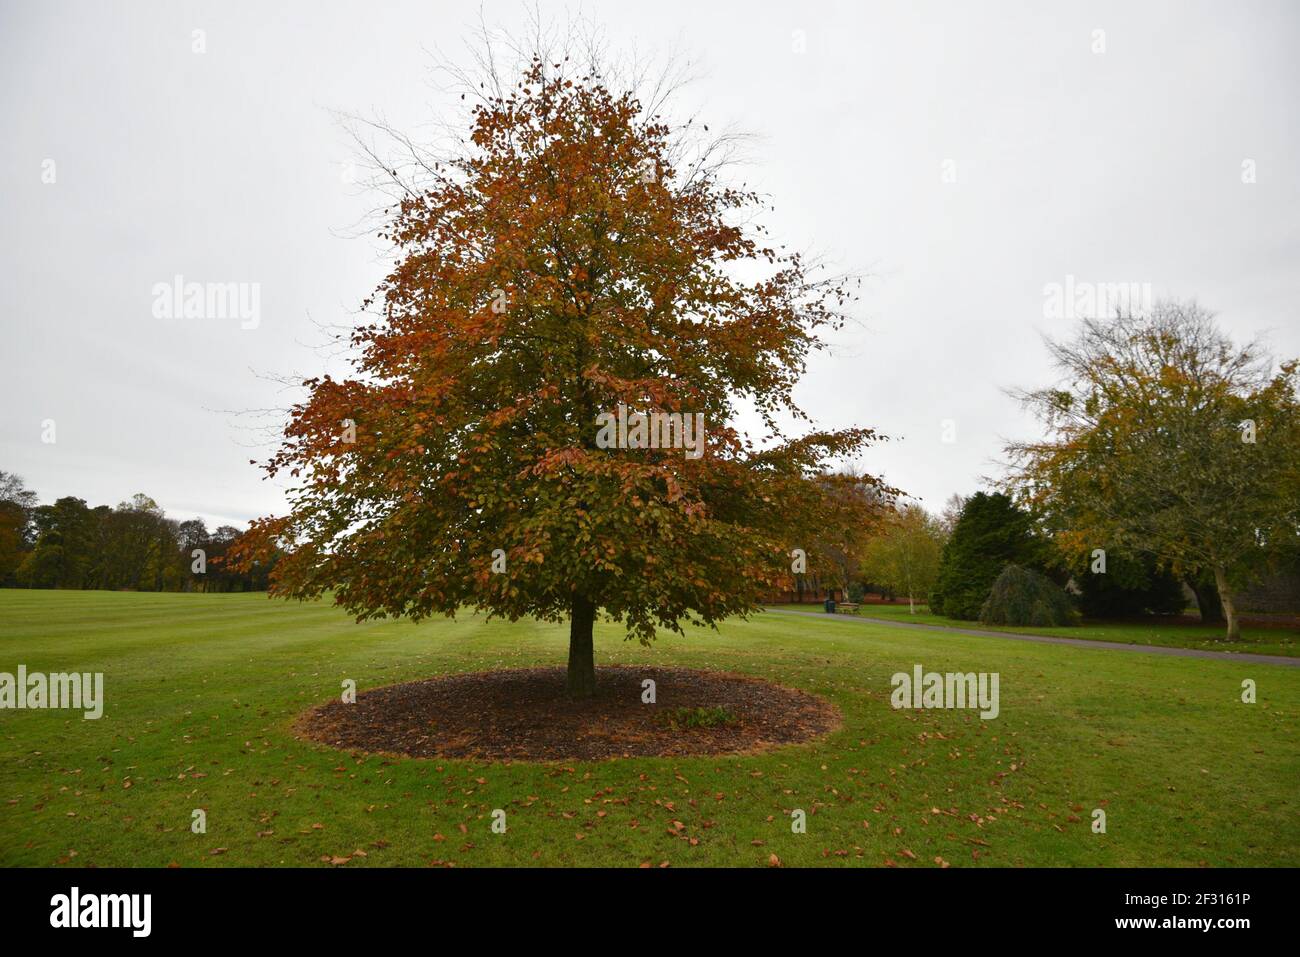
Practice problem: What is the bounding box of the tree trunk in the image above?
[1187,575,1225,624]
[566,595,597,698]
[1212,565,1241,642]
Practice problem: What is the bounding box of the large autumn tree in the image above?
[233,51,889,695]
[1005,301,1300,640]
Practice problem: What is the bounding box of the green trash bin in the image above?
[824,597,836,614]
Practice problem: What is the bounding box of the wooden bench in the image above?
[835,603,860,614]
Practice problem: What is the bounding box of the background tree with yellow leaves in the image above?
[1006,301,1300,640]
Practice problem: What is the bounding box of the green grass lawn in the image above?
[1,589,1296,867]
[815,602,1300,658]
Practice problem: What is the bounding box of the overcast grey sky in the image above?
[2,0,1298,529]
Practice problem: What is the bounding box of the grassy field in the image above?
[823,602,1300,658]
[1,589,1297,868]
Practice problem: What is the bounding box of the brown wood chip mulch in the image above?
[299,665,841,762]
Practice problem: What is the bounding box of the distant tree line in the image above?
[0,472,276,592]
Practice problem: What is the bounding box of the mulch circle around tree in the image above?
[299,665,841,762]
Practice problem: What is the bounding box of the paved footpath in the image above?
[763,607,1300,668]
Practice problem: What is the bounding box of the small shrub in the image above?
[654,706,740,731]
[847,581,865,603]
[979,563,1078,627]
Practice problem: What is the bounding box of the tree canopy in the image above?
[233,52,889,694]
[1005,301,1300,639]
